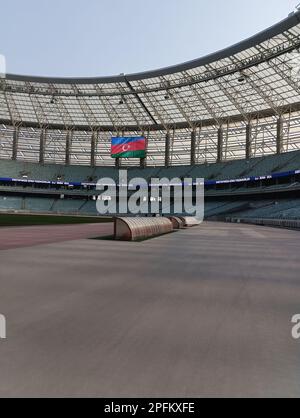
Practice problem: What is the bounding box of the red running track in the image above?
[0,223,113,251]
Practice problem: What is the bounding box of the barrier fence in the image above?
[226,217,300,230]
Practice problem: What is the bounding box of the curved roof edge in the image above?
[5,11,300,85]
[2,101,300,132]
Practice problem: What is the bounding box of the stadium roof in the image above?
[1,10,300,166]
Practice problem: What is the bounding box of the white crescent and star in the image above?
[122,144,131,152]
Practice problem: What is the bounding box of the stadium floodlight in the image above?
[119,96,126,105]
[238,70,250,83]
[164,89,172,100]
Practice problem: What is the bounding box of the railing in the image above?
[226,217,300,230]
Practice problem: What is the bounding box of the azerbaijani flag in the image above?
[111,137,147,159]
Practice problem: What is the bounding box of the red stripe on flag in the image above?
[111,139,146,155]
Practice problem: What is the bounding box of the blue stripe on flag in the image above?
[111,137,145,146]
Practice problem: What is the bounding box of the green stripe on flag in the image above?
[112,150,146,159]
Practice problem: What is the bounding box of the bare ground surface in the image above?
[0,222,299,398]
[0,223,113,251]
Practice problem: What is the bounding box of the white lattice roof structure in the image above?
[1,11,300,166]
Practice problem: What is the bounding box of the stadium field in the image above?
[0,213,112,227]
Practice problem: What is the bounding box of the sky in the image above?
[0,0,299,78]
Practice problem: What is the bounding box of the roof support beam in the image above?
[191,129,197,166]
[4,92,21,125]
[26,83,48,127]
[246,122,253,159]
[190,83,221,126]
[205,64,250,120]
[165,131,171,167]
[72,85,99,128]
[217,126,224,163]
[91,131,97,167]
[140,129,147,168]
[124,77,158,126]
[140,156,147,168]
[136,80,169,130]
[12,126,19,161]
[246,74,283,116]
[39,128,46,164]
[65,130,72,166]
[277,116,284,154]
